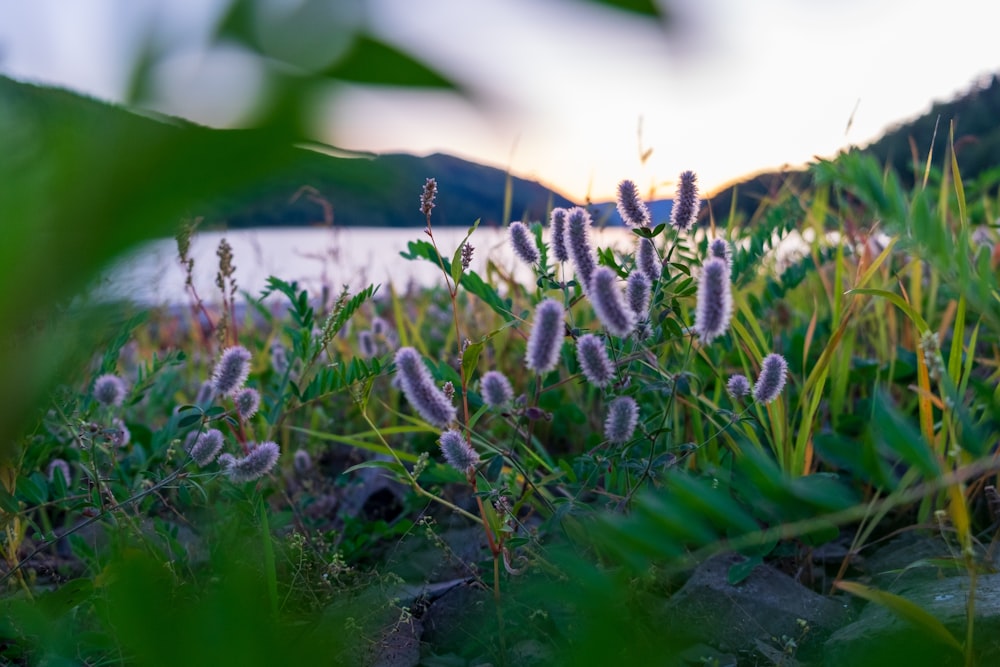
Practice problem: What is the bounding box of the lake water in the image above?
[97,225,642,304]
[97,224,838,305]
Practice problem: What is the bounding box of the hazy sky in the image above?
[2,0,999,202]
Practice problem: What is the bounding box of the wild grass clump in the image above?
[1,142,999,665]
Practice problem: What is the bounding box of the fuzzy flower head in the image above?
[438,429,480,474]
[358,329,377,358]
[549,208,569,262]
[636,237,662,284]
[590,267,637,337]
[626,270,652,320]
[566,207,598,292]
[525,299,565,375]
[420,177,437,217]
[47,459,71,487]
[576,334,615,388]
[509,221,541,265]
[211,345,252,397]
[616,179,651,228]
[693,258,733,344]
[726,374,751,400]
[195,380,216,406]
[234,387,261,421]
[221,441,281,483]
[480,370,514,409]
[709,238,733,274]
[190,428,225,467]
[93,374,127,407]
[109,418,130,447]
[753,354,788,404]
[270,342,289,376]
[394,347,457,428]
[293,448,312,475]
[670,170,701,232]
[605,396,639,444]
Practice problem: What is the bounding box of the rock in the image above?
[824,574,1000,666]
[662,553,851,656]
[862,533,966,591]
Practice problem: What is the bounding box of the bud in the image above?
[709,238,732,274]
[576,334,615,388]
[616,179,651,227]
[509,221,540,265]
[420,177,437,217]
[93,373,127,407]
[693,258,733,344]
[670,170,701,232]
[438,429,480,474]
[590,267,636,337]
[753,354,788,404]
[394,347,457,427]
[211,345,252,397]
[525,299,565,375]
[604,396,639,444]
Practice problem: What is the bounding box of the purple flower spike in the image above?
[626,270,651,320]
[509,221,540,265]
[636,237,661,283]
[438,429,480,474]
[670,170,701,232]
[566,207,597,292]
[604,396,639,444]
[480,370,514,408]
[526,299,565,375]
[726,374,751,400]
[190,429,225,467]
[693,258,732,344]
[616,179,651,228]
[394,347,457,428]
[549,208,569,262]
[576,334,615,388]
[222,441,281,483]
[753,354,788,404]
[93,374,127,407]
[211,346,252,397]
[589,267,636,337]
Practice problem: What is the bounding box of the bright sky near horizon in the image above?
[1,0,999,202]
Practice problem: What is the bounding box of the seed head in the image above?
[753,354,788,404]
[726,374,751,399]
[616,179,651,227]
[670,170,701,232]
[460,241,475,271]
[549,208,569,262]
[234,387,261,421]
[222,441,281,483]
[480,370,514,408]
[636,237,661,283]
[566,207,597,291]
[394,347,457,427]
[190,429,225,467]
[576,334,615,388]
[604,396,639,444]
[93,374,127,407]
[438,429,480,474]
[509,221,541,265]
[525,299,565,375]
[420,178,437,217]
[211,345,252,397]
[693,258,733,344]
[590,267,637,337]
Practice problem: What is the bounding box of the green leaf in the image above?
[835,581,963,654]
[581,0,666,19]
[324,35,458,89]
[727,555,763,585]
[343,460,407,476]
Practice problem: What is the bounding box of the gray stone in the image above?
[662,553,851,655]
[824,573,1000,666]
